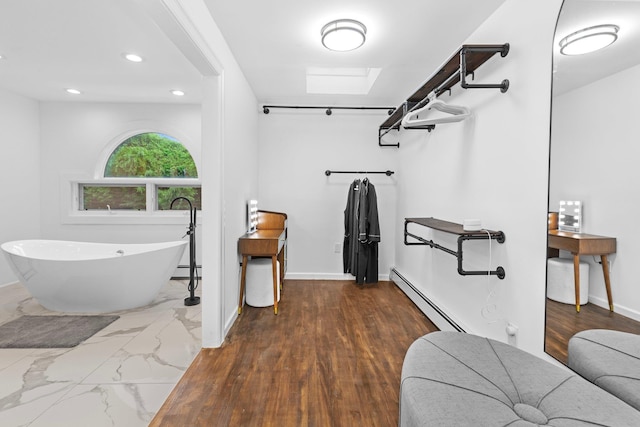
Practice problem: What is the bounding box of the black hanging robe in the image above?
[343,178,380,284]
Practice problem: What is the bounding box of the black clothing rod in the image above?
[325,170,394,176]
[263,105,395,115]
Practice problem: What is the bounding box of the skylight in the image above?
[306,67,381,95]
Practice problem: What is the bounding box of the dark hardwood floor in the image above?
[545,298,640,364]
[150,280,438,427]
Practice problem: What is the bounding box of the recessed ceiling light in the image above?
[321,19,367,52]
[124,53,143,63]
[171,89,185,96]
[65,88,82,95]
[0,54,4,60]
[559,24,619,55]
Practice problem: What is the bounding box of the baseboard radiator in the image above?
[390,268,465,333]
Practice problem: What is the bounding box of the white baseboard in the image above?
[390,268,465,332]
[0,280,19,289]
[224,310,238,340]
[284,272,390,281]
[589,295,640,323]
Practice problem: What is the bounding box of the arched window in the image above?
[104,133,197,178]
[80,132,201,212]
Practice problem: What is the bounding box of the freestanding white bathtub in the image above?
[1,240,187,313]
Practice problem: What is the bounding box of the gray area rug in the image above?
[0,315,119,348]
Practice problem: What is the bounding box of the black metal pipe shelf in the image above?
[378,43,510,147]
[404,217,506,279]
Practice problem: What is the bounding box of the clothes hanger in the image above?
[401,93,471,128]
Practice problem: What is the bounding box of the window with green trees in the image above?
[81,132,201,212]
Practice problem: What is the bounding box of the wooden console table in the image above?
[238,211,287,315]
[548,230,616,313]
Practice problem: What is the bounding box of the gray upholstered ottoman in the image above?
[568,329,640,411]
[400,331,640,426]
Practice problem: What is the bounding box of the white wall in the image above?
[38,102,202,269]
[172,0,260,346]
[220,86,259,331]
[550,62,640,320]
[393,0,563,356]
[0,88,41,286]
[257,111,397,280]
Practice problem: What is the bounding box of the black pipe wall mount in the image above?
[263,105,396,115]
[460,44,510,93]
[325,170,394,176]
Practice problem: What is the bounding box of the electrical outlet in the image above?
[334,243,342,253]
[506,323,518,347]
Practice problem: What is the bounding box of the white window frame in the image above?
[63,176,202,225]
[62,177,202,224]
[61,129,202,225]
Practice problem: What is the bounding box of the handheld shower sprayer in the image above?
[170,197,200,306]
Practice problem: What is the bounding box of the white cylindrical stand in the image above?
[547,257,589,305]
[246,258,280,307]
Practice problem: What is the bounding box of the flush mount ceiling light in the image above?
[559,24,619,55]
[170,89,185,96]
[65,88,82,95]
[321,19,367,52]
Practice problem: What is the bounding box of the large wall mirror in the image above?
[546,0,640,363]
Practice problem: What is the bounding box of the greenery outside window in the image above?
[77,132,201,214]
[157,186,202,210]
[82,185,146,210]
[104,132,197,178]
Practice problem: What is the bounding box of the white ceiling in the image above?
[203,0,506,107]
[0,0,204,103]
[0,0,506,107]
[0,0,636,106]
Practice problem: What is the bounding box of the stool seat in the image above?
[245,258,280,308]
[400,331,640,426]
[547,257,589,305]
[568,329,640,411]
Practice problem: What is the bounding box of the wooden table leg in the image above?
[573,254,581,313]
[239,255,248,314]
[272,255,278,315]
[278,247,285,290]
[601,255,614,312]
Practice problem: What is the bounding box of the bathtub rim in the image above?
[1,239,188,261]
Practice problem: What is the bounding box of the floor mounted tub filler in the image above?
[1,240,187,313]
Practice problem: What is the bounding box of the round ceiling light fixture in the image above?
[559,24,619,55]
[321,19,367,52]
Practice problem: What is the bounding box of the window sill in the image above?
[62,211,203,226]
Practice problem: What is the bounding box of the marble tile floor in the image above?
[0,280,201,427]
